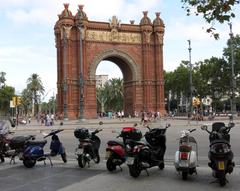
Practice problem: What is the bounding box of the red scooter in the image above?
[105,124,142,172]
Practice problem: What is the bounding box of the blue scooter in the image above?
[22,129,67,168]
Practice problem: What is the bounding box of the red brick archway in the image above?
[54,4,165,119]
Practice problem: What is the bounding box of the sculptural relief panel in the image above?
[86,30,141,44]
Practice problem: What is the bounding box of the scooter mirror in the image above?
[99,121,103,125]
[201,125,207,131]
[133,123,138,127]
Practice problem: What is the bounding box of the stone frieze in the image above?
[86,30,141,44]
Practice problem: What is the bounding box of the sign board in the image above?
[10,100,15,108]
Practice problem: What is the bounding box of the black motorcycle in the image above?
[74,125,102,168]
[0,120,35,163]
[201,122,235,186]
[126,124,170,178]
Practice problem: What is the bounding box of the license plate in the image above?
[179,160,188,167]
[105,151,111,159]
[218,161,225,170]
[75,148,83,155]
[126,157,134,165]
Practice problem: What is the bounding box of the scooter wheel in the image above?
[106,157,116,172]
[78,154,86,168]
[0,155,5,163]
[128,160,141,178]
[182,172,188,180]
[219,176,226,187]
[23,159,36,168]
[61,153,67,163]
[158,162,164,170]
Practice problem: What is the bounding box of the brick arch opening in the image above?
[55,4,166,119]
[89,49,141,117]
[89,49,140,82]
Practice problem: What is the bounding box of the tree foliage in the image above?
[181,0,240,39]
[0,72,6,88]
[0,71,15,115]
[0,86,15,115]
[165,32,240,112]
[96,78,123,113]
[26,73,45,115]
[20,88,33,115]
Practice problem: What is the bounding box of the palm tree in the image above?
[105,78,123,112]
[0,72,6,89]
[21,88,33,115]
[96,85,108,113]
[26,74,45,116]
[96,78,123,114]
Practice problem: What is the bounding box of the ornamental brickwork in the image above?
[54,4,165,119]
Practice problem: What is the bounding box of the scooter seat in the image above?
[27,140,47,146]
[107,140,124,147]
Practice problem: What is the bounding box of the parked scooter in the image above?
[174,129,198,180]
[0,120,35,163]
[201,122,235,186]
[105,124,140,171]
[74,122,103,168]
[22,129,67,168]
[126,124,170,178]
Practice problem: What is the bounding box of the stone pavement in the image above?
[3,115,240,131]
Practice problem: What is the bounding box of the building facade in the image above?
[54,4,165,119]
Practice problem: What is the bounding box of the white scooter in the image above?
[174,129,198,180]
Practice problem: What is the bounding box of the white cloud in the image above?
[3,0,162,26]
[0,46,56,94]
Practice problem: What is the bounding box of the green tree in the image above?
[223,34,240,85]
[48,96,56,114]
[223,34,240,109]
[96,85,108,113]
[26,74,45,115]
[181,0,239,39]
[21,88,33,115]
[0,72,6,88]
[106,78,123,112]
[0,86,15,115]
[40,96,56,114]
[164,63,190,113]
[96,78,123,114]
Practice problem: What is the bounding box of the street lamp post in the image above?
[229,23,237,115]
[188,39,193,115]
[78,25,85,121]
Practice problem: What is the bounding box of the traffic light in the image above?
[17,96,21,105]
[12,96,21,106]
[12,96,17,106]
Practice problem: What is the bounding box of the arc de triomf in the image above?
[54,4,165,119]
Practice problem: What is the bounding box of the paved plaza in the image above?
[0,117,240,191]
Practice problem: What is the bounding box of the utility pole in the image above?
[229,23,237,115]
[188,39,193,115]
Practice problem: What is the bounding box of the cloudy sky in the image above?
[0,0,239,101]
